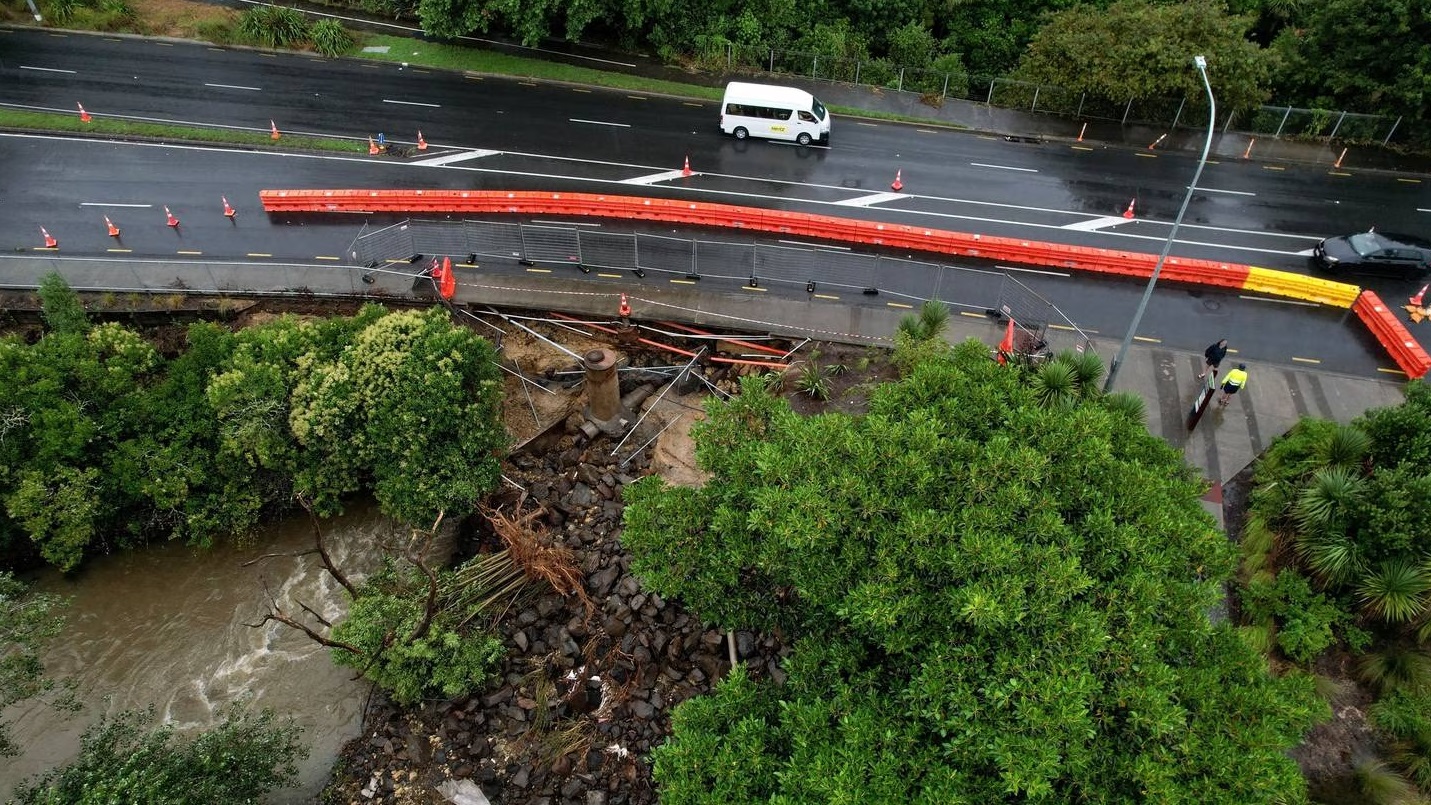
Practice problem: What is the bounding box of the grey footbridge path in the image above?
[4,254,1408,492]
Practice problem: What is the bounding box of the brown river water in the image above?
[0,500,395,803]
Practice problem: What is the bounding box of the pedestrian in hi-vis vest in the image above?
[1219,363,1248,406]
[1199,338,1229,379]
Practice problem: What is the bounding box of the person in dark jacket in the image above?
[1198,339,1229,379]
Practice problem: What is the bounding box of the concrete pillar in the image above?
[583,349,620,424]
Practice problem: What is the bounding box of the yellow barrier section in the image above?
[1242,266,1361,308]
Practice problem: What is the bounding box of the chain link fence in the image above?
[700,41,1404,144]
[352,219,1097,355]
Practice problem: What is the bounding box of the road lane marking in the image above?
[1049,324,1098,334]
[814,293,840,300]
[596,273,622,278]
[570,118,630,127]
[247,252,272,257]
[1292,356,1322,364]
[778,240,850,250]
[410,149,499,166]
[80,202,152,207]
[107,248,131,253]
[1378,367,1407,376]
[411,69,430,74]
[996,265,1071,277]
[518,81,537,86]
[834,192,905,207]
[669,278,696,285]
[205,83,261,91]
[1071,145,1093,151]
[626,95,647,101]
[315,255,340,261]
[1062,216,1127,232]
[1262,165,1286,171]
[1419,208,1431,213]
[572,88,591,93]
[155,42,173,46]
[683,102,703,107]
[622,169,687,185]
[1134,153,1157,158]
[208,47,225,52]
[742,285,768,292]
[20,66,77,74]
[383,99,441,108]
[1398,178,1422,184]
[887,301,913,309]
[1238,294,1320,307]
[526,267,552,273]
[1133,336,1161,343]
[970,162,1038,173]
[916,129,939,134]
[1328,171,1352,176]
[1194,187,1255,196]
[959,311,985,318]
[177,250,203,255]
[856,122,878,127]
[258,52,275,56]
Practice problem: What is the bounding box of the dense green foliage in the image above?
[1240,569,1348,664]
[0,573,73,757]
[0,278,506,572]
[624,339,1324,802]
[14,706,304,804]
[331,560,507,705]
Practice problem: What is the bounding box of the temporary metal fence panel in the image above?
[877,256,943,302]
[464,220,526,262]
[693,239,755,282]
[517,225,582,267]
[353,221,415,266]
[997,274,1097,356]
[754,245,874,290]
[575,230,638,272]
[634,233,697,278]
[409,219,471,259]
[932,266,1003,313]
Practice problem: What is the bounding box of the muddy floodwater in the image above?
[0,500,395,803]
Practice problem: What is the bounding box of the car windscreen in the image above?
[811,98,827,121]
[1347,232,1385,256]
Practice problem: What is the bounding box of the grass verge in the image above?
[0,107,368,152]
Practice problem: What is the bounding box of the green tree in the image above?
[1015,0,1271,114]
[624,339,1324,802]
[37,273,89,336]
[14,705,305,804]
[0,573,73,757]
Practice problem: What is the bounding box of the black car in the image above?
[1312,231,1431,278]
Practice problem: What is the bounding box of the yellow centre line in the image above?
[1133,335,1161,343]
[682,102,703,108]
[525,267,552,274]
[572,88,591,93]
[814,293,840,301]
[314,255,340,261]
[385,258,409,264]
[1398,178,1422,184]
[35,247,57,251]
[1135,153,1158,159]
[1378,367,1408,376]
[1205,160,1220,165]
[627,95,647,101]
[107,248,131,253]
[1262,165,1286,171]
[309,58,325,63]
[958,311,985,318]
[247,252,272,258]
[1070,145,1093,151]
[465,74,482,80]
[459,263,478,268]
[1328,171,1352,176]
[668,278,696,285]
[886,301,914,309]
[742,285,768,293]
[1291,356,1322,364]
[596,272,622,278]
[177,250,203,255]
[518,81,537,86]
[208,47,225,52]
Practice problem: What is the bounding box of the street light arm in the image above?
[1103,56,1216,393]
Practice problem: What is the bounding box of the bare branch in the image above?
[240,548,318,568]
[298,600,334,629]
[252,612,364,655]
[299,495,356,596]
[406,510,445,644]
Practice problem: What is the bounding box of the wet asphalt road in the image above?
[2,28,1428,377]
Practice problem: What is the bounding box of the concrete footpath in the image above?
[3,254,1409,488]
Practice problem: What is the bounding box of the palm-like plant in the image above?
[1358,646,1431,695]
[1353,757,1418,805]
[895,301,950,342]
[1360,560,1431,624]
[1294,530,1365,587]
[1293,466,1366,536]
[1031,361,1078,410]
[1056,350,1105,395]
[1318,423,1373,468]
[1099,391,1144,422]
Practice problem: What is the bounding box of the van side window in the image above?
[774,108,792,120]
[725,104,743,116]
[798,110,816,122]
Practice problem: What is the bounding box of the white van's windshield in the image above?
[811,98,827,121]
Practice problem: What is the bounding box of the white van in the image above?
[720,82,831,146]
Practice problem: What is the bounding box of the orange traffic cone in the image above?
[681,156,692,177]
[40,226,58,249]
[270,120,280,140]
[1411,285,1428,306]
[891,169,903,192]
[1122,199,1136,219]
[618,293,631,319]
[164,206,180,228]
[416,131,427,151]
[368,136,380,155]
[77,102,92,123]
[104,216,120,238]
[222,196,236,218]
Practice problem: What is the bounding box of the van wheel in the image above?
[797,133,812,146]
[733,127,748,140]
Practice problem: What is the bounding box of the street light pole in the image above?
[1103,55,1215,393]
